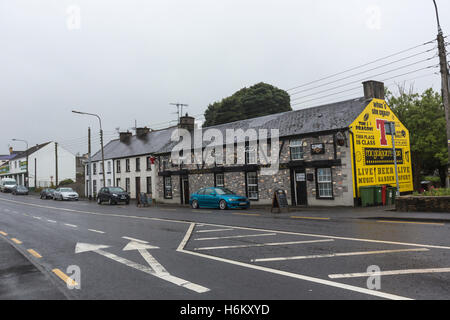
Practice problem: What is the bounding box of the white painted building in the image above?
[0,142,76,188]
[85,158,115,197]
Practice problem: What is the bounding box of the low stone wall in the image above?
[396,196,450,213]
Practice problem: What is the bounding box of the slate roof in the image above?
[10,142,52,160]
[91,97,367,161]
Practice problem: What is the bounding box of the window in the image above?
[125,178,130,192]
[245,145,257,164]
[86,164,90,175]
[136,158,140,172]
[146,157,152,170]
[290,139,304,161]
[116,160,121,173]
[317,168,333,198]
[126,159,130,172]
[93,180,97,195]
[107,179,111,187]
[164,176,172,199]
[246,171,258,200]
[93,163,97,175]
[116,178,121,187]
[107,161,112,174]
[99,163,103,174]
[215,173,224,187]
[146,177,152,194]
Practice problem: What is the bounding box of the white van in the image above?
[0,178,17,193]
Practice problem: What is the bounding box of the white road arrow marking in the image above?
[123,241,167,275]
[75,242,209,294]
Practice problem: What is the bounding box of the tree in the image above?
[203,82,291,127]
[386,86,448,189]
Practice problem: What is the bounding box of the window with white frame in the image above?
[116,160,121,173]
[246,171,258,200]
[290,139,304,160]
[107,161,112,174]
[245,145,257,164]
[215,173,224,187]
[317,168,333,198]
[126,159,130,172]
[125,177,130,192]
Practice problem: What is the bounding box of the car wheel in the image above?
[97,197,102,205]
[125,200,130,205]
[191,200,199,209]
[108,198,114,205]
[219,200,227,210]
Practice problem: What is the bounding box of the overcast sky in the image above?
[1,0,449,156]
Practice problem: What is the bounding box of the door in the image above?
[295,169,308,206]
[182,175,190,205]
[135,177,141,200]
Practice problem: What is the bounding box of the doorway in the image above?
[135,177,141,199]
[181,175,190,205]
[295,169,308,206]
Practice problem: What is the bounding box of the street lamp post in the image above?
[12,139,28,188]
[72,110,106,188]
[432,0,450,187]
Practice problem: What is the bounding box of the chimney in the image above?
[178,113,195,131]
[363,80,385,101]
[119,131,132,142]
[136,127,150,139]
[9,147,13,155]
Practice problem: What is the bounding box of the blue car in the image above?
[190,187,250,210]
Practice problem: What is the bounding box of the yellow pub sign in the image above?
[350,98,414,197]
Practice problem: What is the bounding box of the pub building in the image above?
[88,80,413,207]
[154,80,413,207]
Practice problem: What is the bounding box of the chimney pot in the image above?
[363,80,385,101]
[119,131,132,142]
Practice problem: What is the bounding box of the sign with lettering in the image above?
[271,189,289,213]
[296,173,306,182]
[311,143,325,155]
[350,99,413,197]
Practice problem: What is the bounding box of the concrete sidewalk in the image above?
[0,237,66,300]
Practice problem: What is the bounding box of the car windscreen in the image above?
[215,188,235,195]
[17,186,27,191]
[60,188,74,192]
[4,181,16,185]
[109,187,125,193]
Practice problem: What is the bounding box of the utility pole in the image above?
[433,0,450,187]
[55,142,59,186]
[88,127,92,200]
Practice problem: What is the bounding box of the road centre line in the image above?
[64,224,78,228]
[89,229,105,234]
[194,233,277,241]
[196,228,235,233]
[328,267,450,279]
[194,239,334,251]
[177,223,412,300]
[377,220,445,226]
[47,220,57,223]
[33,216,42,220]
[251,248,429,263]
[2,197,450,250]
[232,213,261,216]
[0,231,7,236]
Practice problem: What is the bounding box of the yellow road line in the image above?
[52,268,78,287]
[0,231,7,236]
[232,213,261,216]
[11,238,22,244]
[291,216,330,221]
[377,220,444,226]
[27,249,42,258]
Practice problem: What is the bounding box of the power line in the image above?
[289,47,436,96]
[286,38,436,92]
[291,58,438,102]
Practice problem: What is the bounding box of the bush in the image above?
[415,188,450,196]
[58,179,74,186]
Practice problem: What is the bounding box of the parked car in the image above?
[40,188,55,199]
[97,187,130,205]
[190,187,250,210]
[0,178,17,193]
[12,185,28,195]
[53,187,79,201]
